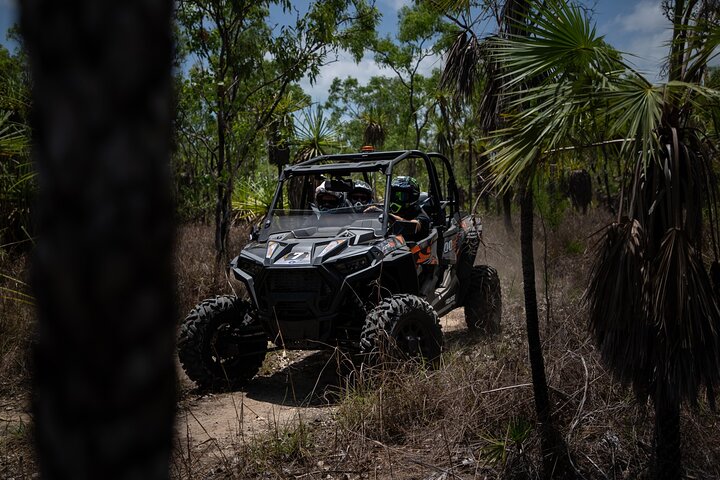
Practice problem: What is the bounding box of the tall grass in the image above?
[172,209,720,479]
[0,251,33,395]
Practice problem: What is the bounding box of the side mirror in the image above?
[249,224,260,241]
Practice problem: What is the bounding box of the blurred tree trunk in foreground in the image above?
[22,1,176,478]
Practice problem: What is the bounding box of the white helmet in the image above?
[315,181,345,211]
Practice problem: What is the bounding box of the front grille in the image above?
[266,270,322,293]
[274,301,313,319]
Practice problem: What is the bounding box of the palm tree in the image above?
[21,1,177,477]
[440,1,574,477]
[293,106,341,163]
[480,1,720,478]
[361,108,386,149]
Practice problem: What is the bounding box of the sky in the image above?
[1,0,674,103]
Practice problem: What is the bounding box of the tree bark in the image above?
[214,89,231,261]
[22,1,176,478]
[503,190,514,234]
[653,380,682,480]
[520,185,572,479]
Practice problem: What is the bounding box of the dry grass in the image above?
[174,222,251,316]
[3,212,720,479]
[178,206,720,479]
[0,249,33,395]
[0,249,35,479]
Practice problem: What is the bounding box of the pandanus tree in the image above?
[439,1,574,477]
[361,109,387,149]
[478,0,720,477]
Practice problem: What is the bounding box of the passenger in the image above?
[388,176,430,241]
[314,181,345,211]
[349,180,374,212]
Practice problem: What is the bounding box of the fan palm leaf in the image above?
[293,106,341,163]
[480,1,720,476]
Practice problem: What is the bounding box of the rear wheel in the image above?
[464,265,502,333]
[178,295,267,390]
[360,294,442,366]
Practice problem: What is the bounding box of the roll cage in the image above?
[264,150,461,239]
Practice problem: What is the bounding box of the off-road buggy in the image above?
[178,150,502,389]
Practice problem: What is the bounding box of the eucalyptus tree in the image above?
[176,0,378,258]
[478,1,720,478]
[325,75,411,149]
[373,3,449,150]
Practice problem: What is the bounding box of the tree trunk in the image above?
[520,186,571,479]
[214,94,231,261]
[653,381,682,480]
[22,1,176,478]
[503,190,514,234]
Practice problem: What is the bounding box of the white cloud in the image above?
[613,1,667,33]
[600,1,672,82]
[623,30,672,81]
[300,49,444,105]
[380,0,411,11]
[300,52,387,104]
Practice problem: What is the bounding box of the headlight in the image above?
[318,239,346,257]
[266,241,280,258]
[236,256,262,277]
[334,255,370,275]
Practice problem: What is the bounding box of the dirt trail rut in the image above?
[176,309,468,453]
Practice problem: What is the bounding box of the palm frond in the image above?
[649,227,720,405]
[292,106,341,162]
[440,29,483,102]
[585,219,653,398]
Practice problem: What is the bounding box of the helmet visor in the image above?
[392,189,414,204]
[350,191,371,204]
[317,193,341,206]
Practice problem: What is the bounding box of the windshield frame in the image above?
[257,150,445,242]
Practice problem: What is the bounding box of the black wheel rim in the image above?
[394,315,434,358]
[206,320,264,375]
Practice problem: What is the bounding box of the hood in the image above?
[239,228,384,268]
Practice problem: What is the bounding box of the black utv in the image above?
[178,150,502,389]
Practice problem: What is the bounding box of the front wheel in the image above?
[464,265,502,333]
[360,294,442,367]
[178,295,267,390]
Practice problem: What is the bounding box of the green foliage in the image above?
[250,419,311,463]
[479,417,533,466]
[173,0,378,236]
[372,3,448,149]
[533,174,568,231]
[564,239,584,256]
[292,106,342,162]
[232,174,276,221]
[0,44,33,247]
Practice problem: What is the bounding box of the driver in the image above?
[349,180,374,212]
[314,181,345,211]
[388,176,430,241]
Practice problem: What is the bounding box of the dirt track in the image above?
[174,224,518,461]
[175,308,469,457]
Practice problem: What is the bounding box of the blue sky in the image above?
[1,0,674,102]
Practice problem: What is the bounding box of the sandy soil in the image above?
[175,308,469,458]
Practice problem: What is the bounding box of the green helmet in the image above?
[390,176,420,213]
